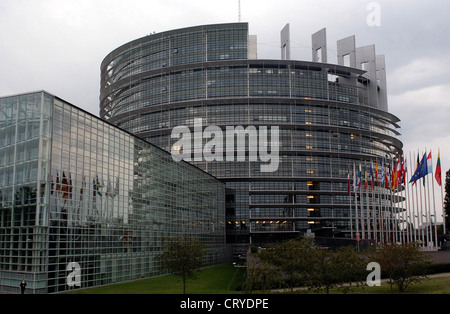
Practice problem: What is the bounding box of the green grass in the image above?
[65,264,450,294]
[277,276,450,294]
[65,264,245,294]
[333,276,450,294]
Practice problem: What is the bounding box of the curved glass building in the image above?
[100,23,403,248]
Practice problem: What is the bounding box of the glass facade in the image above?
[100,23,404,249]
[0,91,225,294]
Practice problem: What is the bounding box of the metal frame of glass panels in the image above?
[0,91,225,294]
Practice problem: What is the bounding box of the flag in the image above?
[402,157,407,184]
[409,153,428,184]
[412,153,420,186]
[397,157,403,184]
[392,158,400,190]
[358,164,362,189]
[69,173,73,198]
[375,161,379,186]
[435,152,442,186]
[353,164,357,192]
[370,162,374,190]
[364,164,368,189]
[61,172,69,199]
[380,162,385,187]
[93,176,103,197]
[387,161,391,189]
[426,152,432,175]
[56,171,61,193]
[396,158,402,188]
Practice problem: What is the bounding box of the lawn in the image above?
[65,264,245,294]
[65,264,450,294]
[332,276,450,294]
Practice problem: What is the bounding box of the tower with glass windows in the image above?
[100,23,403,249]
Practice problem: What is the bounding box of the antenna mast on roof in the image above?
[238,0,241,22]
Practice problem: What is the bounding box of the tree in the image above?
[304,245,367,294]
[156,235,206,294]
[444,169,450,234]
[246,238,367,294]
[372,242,432,293]
[308,245,367,294]
[242,257,281,294]
[257,237,315,292]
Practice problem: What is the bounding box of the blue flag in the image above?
[409,153,427,184]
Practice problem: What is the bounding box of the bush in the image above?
[425,262,450,275]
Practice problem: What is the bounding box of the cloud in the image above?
[391,84,450,140]
[0,0,449,173]
[389,58,449,95]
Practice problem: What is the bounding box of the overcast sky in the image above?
[1,0,449,219]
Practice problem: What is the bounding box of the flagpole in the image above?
[430,150,438,248]
[424,149,431,248]
[398,157,404,244]
[380,185,385,243]
[417,151,424,247]
[354,163,360,240]
[408,151,417,242]
[384,158,389,243]
[386,156,394,243]
[392,158,398,243]
[380,188,386,243]
[403,156,409,244]
[401,158,406,244]
[372,161,377,243]
[425,166,432,248]
[414,152,420,243]
[349,165,354,239]
[439,149,446,235]
[376,160,381,243]
[404,155,411,243]
[366,163,371,240]
[359,164,365,240]
[373,182,377,243]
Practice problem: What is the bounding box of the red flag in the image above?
[435,152,442,186]
[412,153,419,186]
[375,161,379,186]
[385,163,389,188]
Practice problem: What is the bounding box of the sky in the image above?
[1,0,449,221]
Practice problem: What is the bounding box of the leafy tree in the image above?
[308,245,367,294]
[258,237,315,291]
[372,242,432,293]
[444,169,450,233]
[156,235,206,294]
[242,257,281,294]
